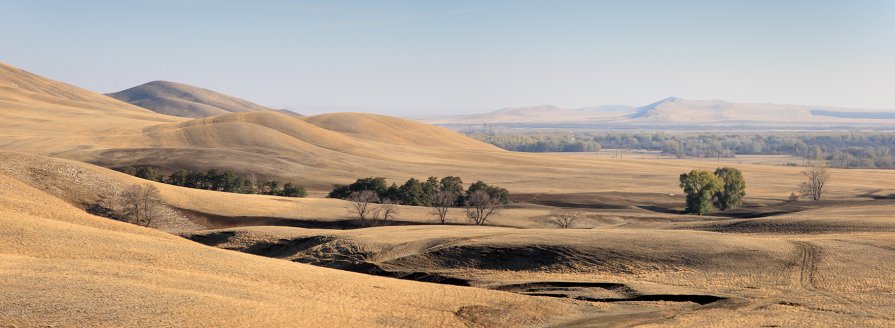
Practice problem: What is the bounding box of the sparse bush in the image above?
[800,166,830,201]
[788,192,800,202]
[348,190,379,227]
[431,190,457,224]
[549,211,579,229]
[465,190,501,225]
[119,184,162,227]
[377,201,399,226]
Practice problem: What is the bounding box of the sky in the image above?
[2,0,894,116]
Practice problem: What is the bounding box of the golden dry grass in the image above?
[185,223,895,327]
[2,61,895,327]
[0,152,596,327]
[106,80,276,118]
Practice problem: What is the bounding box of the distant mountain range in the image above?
[427,97,895,128]
[107,81,300,118]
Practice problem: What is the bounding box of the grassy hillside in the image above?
[107,80,276,118]
[0,151,589,327]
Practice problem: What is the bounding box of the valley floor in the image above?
[2,151,894,327]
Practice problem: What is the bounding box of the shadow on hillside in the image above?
[177,208,430,230]
[176,208,481,230]
[511,192,682,211]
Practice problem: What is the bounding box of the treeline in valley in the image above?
[330,176,510,226]
[467,131,895,168]
[117,166,307,197]
[328,176,509,206]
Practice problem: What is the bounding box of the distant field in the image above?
[548,150,811,166]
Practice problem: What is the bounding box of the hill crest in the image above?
[430,97,895,126]
[107,80,276,118]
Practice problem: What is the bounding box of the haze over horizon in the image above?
[3,0,894,115]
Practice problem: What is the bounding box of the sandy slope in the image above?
[0,152,591,327]
[106,80,277,118]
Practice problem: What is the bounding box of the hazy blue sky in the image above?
[3,0,894,115]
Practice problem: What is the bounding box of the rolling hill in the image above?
[431,97,895,127]
[107,80,282,118]
[4,61,895,199]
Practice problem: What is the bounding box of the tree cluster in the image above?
[679,167,746,215]
[329,176,509,207]
[118,167,307,197]
[334,176,508,226]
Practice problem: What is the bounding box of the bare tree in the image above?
[431,190,457,224]
[348,190,379,227]
[379,201,399,226]
[549,211,579,229]
[800,166,830,201]
[119,184,162,227]
[465,190,500,226]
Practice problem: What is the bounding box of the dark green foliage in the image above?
[280,183,307,197]
[679,170,722,215]
[134,167,163,181]
[398,178,426,206]
[204,169,244,192]
[439,176,464,194]
[185,170,206,189]
[713,167,746,210]
[327,177,389,199]
[118,166,137,176]
[353,177,389,195]
[167,169,189,186]
[422,176,439,205]
[262,180,280,195]
[238,180,256,194]
[328,185,351,199]
[383,183,399,202]
[218,171,244,192]
[466,181,510,205]
[120,167,306,197]
[328,175,508,208]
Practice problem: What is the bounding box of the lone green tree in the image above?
[679,170,722,215]
[713,167,746,210]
